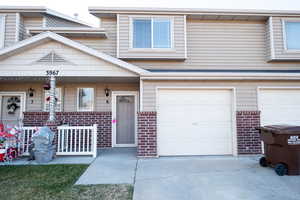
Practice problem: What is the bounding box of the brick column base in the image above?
[137,112,157,157]
[236,111,261,154]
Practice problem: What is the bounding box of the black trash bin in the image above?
[258,125,300,176]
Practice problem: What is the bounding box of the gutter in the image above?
[89,7,300,17]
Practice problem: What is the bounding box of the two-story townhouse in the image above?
[1,6,300,157]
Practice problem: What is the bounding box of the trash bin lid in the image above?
[260,125,300,134]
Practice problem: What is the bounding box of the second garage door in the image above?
[259,89,300,126]
[157,89,234,156]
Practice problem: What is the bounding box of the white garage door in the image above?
[259,89,300,126]
[157,89,233,156]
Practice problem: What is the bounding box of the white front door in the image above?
[259,88,300,126]
[0,92,26,126]
[112,91,138,147]
[157,89,234,156]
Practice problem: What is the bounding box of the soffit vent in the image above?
[33,51,75,65]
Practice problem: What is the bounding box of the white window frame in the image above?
[129,15,174,51]
[77,88,94,112]
[43,87,63,112]
[282,18,300,53]
[0,14,6,48]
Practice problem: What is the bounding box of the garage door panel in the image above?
[158,89,233,156]
[260,89,300,126]
[159,107,231,122]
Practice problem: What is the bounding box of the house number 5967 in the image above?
[46,70,59,76]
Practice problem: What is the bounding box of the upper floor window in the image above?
[0,15,6,48]
[132,18,172,49]
[77,88,94,111]
[285,21,300,50]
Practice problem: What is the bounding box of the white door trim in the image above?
[155,86,237,156]
[0,92,26,124]
[112,91,138,147]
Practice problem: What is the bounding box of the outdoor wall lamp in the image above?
[28,88,35,97]
[104,88,110,97]
[104,88,110,104]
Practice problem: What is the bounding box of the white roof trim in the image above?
[141,72,300,80]
[0,31,148,75]
[89,6,300,17]
[46,8,93,27]
[0,6,92,27]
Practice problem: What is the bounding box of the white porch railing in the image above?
[20,127,39,156]
[57,124,98,158]
[19,124,98,158]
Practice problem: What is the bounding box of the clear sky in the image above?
[1,0,300,27]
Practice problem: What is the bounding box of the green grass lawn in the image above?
[0,165,133,200]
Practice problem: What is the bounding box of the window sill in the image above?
[128,48,176,53]
[284,49,300,54]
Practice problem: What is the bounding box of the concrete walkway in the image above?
[75,148,137,185]
[0,155,94,165]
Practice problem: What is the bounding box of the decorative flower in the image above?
[46,96,58,101]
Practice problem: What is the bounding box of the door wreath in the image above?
[7,97,20,114]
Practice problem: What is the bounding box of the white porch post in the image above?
[48,75,56,121]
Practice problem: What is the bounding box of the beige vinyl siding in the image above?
[23,17,43,39]
[1,13,17,47]
[118,14,186,59]
[265,18,272,60]
[141,80,300,111]
[64,83,139,111]
[0,83,43,111]
[0,40,137,77]
[270,17,300,60]
[0,83,138,112]
[18,15,26,41]
[129,19,300,70]
[71,17,117,56]
[23,17,43,28]
[45,14,87,27]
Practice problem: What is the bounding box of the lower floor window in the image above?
[77,88,94,111]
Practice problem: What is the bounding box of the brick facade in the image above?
[236,111,261,154]
[23,110,261,156]
[137,112,157,157]
[23,112,112,148]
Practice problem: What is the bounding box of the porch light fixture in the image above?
[104,88,110,104]
[28,88,35,97]
[104,88,110,97]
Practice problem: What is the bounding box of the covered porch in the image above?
[0,76,140,159]
[0,31,146,159]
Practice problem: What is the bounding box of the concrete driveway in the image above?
[75,149,300,200]
[134,156,300,200]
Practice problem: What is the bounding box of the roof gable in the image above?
[0,32,148,75]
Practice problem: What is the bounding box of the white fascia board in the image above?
[141,72,300,80]
[0,6,93,27]
[88,7,300,17]
[0,31,148,75]
[45,8,94,27]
